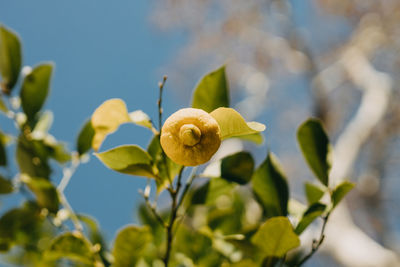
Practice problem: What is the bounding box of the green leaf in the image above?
[16,135,51,178]
[0,202,42,251]
[192,66,229,113]
[44,232,94,265]
[252,153,289,218]
[95,145,156,179]
[20,63,53,121]
[0,95,7,113]
[129,110,153,130]
[0,25,22,93]
[304,182,325,204]
[91,98,131,151]
[191,178,235,206]
[21,175,59,213]
[0,175,13,194]
[221,151,254,185]
[147,135,181,192]
[112,225,152,267]
[210,107,265,140]
[297,119,332,186]
[77,214,109,265]
[251,216,300,257]
[295,203,326,235]
[76,119,95,156]
[331,181,355,208]
[32,110,53,136]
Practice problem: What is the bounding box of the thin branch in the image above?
[296,212,331,267]
[139,182,167,228]
[158,75,168,131]
[163,166,185,267]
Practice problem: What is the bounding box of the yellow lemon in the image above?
[160,108,221,166]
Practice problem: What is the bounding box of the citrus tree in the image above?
[0,24,354,267]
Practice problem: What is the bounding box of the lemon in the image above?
[160,108,221,166]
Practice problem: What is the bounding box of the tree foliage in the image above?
[0,25,354,267]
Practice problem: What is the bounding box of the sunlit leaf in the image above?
[331,181,355,208]
[76,119,95,156]
[20,63,53,121]
[95,145,156,178]
[129,110,153,130]
[91,98,131,151]
[235,132,264,144]
[295,203,326,235]
[304,182,325,204]
[147,135,181,192]
[252,153,289,218]
[221,151,254,185]
[191,179,235,206]
[0,175,13,194]
[210,107,265,140]
[192,66,229,113]
[112,225,152,267]
[21,175,59,213]
[297,119,332,186]
[252,217,300,257]
[0,25,22,93]
[44,232,94,265]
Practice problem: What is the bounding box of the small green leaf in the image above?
[129,110,153,130]
[0,95,7,112]
[331,181,355,208]
[295,203,326,235]
[304,182,325,204]
[192,66,229,113]
[147,135,181,192]
[297,119,332,186]
[16,135,51,179]
[95,145,156,178]
[210,107,265,139]
[0,25,22,93]
[252,216,300,257]
[77,214,109,265]
[48,142,71,163]
[252,153,289,218]
[91,98,131,151]
[221,151,254,185]
[20,63,53,121]
[44,232,94,265]
[191,179,235,206]
[21,175,59,213]
[0,175,13,194]
[112,225,152,267]
[76,119,95,156]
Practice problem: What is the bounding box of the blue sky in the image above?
[1,0,186,239]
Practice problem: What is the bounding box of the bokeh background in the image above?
[1,0,400,266]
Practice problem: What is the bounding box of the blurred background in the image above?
[1,0,400,266]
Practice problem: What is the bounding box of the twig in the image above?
[163,166,185,267]
[296,212,331,266]
[158,75,168,131]
[57,155,83,232]
[140,182,167,228]
[173,167,198,235]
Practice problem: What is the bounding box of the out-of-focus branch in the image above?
[318,16,399,267]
